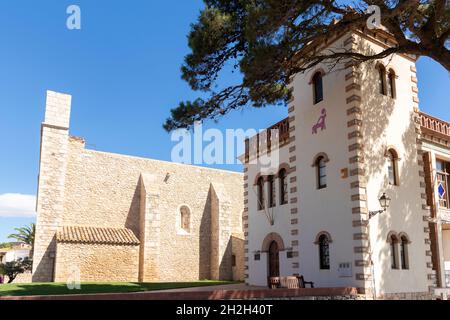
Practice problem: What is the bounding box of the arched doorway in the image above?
[268,241,280,277]
[262,233,284,279]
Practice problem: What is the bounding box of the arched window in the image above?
[279,169,288,205]
[257,176,265,210]
[388,69,396,99]
[437,159,450,208]
[312,72,323,104]
[317,156,327,189]
[268,175,276,208]
[389,234,399,269]
[318,234,330,270]
[387,149,399,186]
[377,64,387,95]
[400,235,409,270]
[180,205,190,233]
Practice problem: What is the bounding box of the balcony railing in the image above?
[245,118,290,162]
[420,112,450,141]
[268,117,290,146]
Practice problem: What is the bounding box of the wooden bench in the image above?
[268,276,315,289]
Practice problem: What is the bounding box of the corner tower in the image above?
[244,27,432,299]
[289,28,431,297]
[33,90,72,282]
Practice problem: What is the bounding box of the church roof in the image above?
[56,225,140,246]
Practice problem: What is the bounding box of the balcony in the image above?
[420,112,450,141]
[244,118,290,162]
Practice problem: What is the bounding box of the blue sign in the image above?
[438,183,446,199]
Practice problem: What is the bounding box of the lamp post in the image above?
[369,193,392,219]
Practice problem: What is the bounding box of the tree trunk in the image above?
[435,50,450,73]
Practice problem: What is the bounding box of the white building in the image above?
[0,244,31,264]
[241,27,450,299]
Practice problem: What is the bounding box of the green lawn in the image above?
[0,280,240,297]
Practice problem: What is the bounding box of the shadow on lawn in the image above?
[0,281,240,297]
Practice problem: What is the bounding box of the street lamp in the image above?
[369,193,391,219]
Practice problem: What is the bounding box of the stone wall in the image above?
[54,242,139,283]
[61,139,244,282]
[34,90,245,283]
[232,234,245,281]
[138,174,161,282]
[11,272,32,284]
[33,91,72,282]
[376,292,434,300]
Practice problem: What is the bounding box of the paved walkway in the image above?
[160,283,266,292]
[0,285,360,300]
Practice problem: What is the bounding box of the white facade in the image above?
[243,28,444,298]
[246,143,292,286]
[2,249,30,263]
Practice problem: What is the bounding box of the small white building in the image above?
[0,244,31,264]
[241,27,450,299]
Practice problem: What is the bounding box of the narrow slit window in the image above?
[387,150,399,186]
[317,156,327,189]
[400,236,409,270]
[390,235,399,269]
[257,177,265,210]
[388,69,396,99]
[312,72,323,104]
[279,169,288,205]
[268,175,276,208]
[318,234,330,270]
[378,65,387,95]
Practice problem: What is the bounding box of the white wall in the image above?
[246,144,293,286]
[356,33,429,294]
[291,35,359,288]
[247,30,431,294]
[3,249,30,263]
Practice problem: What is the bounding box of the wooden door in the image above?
[268,241,280,277]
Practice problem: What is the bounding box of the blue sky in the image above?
[0,1,448,242]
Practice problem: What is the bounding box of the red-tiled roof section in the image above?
[56,226,140,245]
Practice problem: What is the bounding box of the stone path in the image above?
[0,286,360,300]
[159,283,266,292]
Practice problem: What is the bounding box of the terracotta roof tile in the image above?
[56,226,140,245]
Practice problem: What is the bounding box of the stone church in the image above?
[32,91,245,283]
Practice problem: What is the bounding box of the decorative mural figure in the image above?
[312,109,327,134]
